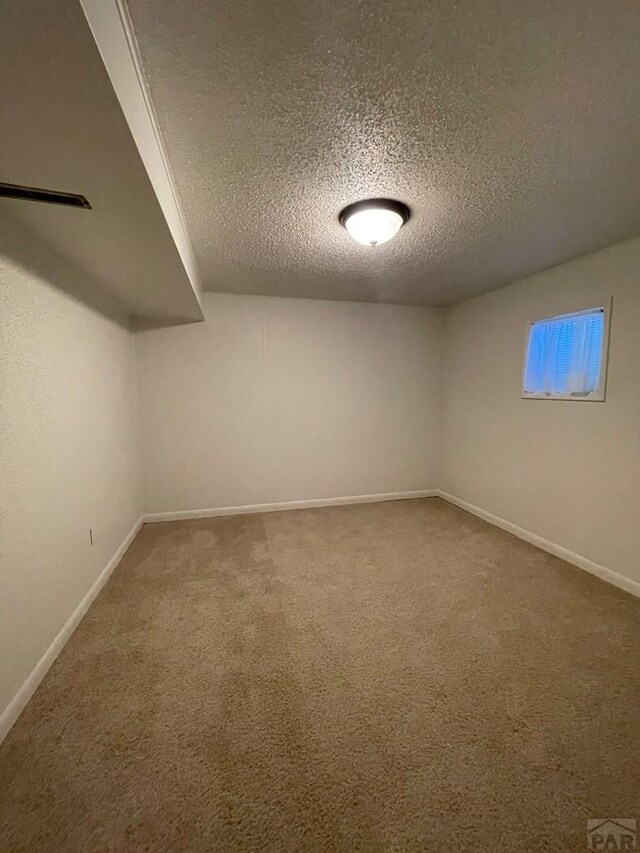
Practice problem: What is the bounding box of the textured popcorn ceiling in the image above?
[125,0,640,306]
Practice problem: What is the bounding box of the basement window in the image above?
[522,304,610,401]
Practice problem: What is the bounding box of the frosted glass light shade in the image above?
[340,199,409,247]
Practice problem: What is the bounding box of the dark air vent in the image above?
[0,181,91,209]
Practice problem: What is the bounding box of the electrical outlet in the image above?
[89,526,95,547]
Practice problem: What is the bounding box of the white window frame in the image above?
[521,298,612,402]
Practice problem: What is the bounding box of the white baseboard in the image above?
[144,489,439,523]
[437,490,640,599]
[0,516,144,745]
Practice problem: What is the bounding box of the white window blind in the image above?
[523,307,605,398]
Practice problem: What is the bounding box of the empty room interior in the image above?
[2,0,640,851]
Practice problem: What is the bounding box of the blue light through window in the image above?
[523,308,604,397]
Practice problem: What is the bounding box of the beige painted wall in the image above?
[0,245,143,720]
[137,293,443,513]
[441,237,640,584]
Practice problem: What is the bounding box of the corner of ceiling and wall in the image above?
[0,0,203,328]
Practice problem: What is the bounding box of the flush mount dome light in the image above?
[339,198,410,246]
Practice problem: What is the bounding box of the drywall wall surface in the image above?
[442,237,640,583]
[137,293,443,513]
[0,250,143,720]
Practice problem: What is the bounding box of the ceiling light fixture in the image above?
[339,198,410,247]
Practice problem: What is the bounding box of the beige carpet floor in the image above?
[1,498,639,852]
